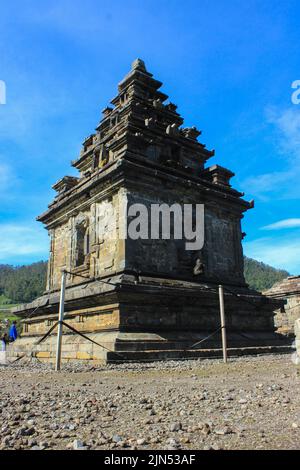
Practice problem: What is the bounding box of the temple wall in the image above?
[48,221,71,289]
[93,190,126,278]
[203,209,244,283]
[124,190,245,285]
[274,295,300,333]
[47,182,245,292]
[22,304,120,337]
[47,189,127,291]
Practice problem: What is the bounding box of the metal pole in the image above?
[55,270,67,371]
[218,284,228,364]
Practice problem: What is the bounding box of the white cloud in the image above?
[243,107,300,200]
[0,161,19,201]
[262,218,300,230]
[25,2,109,38]
[243,235,300,274]
[0,86,71,142]
[269,107,300,158]
[0,223,48,264]
[21,2,149,44]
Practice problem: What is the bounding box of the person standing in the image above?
[9,321,18,342]
[1,333,8,351]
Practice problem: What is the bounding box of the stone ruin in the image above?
[265,276,300,335]
[9,59,291,363]
[264,276,300,364]
[295,318,300,364]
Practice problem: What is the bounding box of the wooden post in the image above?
[55,270,67,371]
[218,284,228,363]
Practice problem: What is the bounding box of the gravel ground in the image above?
[0,354,299,451]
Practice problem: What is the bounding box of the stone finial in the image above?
[102,107,113,117]
[153,98,164,109]
[166,102,178,112]
[203,165,234,187]
[52,176,79,194]
[182,126,201,140]
[131,58,147,72]
[166,123,179,136]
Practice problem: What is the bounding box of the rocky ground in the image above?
[0,354,299,451]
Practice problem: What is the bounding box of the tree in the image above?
[0,261,48,303]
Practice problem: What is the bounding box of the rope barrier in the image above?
[61,321,124,359]
[17,271,265,325]
[8,318,124,364]
[8,269,288,367]
[8,321,60,364]
[8,319,223,364]
[186,326,222,351]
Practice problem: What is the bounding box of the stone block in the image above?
[36,351,51,358]
[78,343,93,354]
[76,351,91,360]
[0,351,6,365]
[61,351,77,359]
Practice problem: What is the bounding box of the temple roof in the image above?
[71,58,214,175]
[37,59,251,224]
[265,276,300,297]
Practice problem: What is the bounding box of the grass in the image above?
[0,304,19,309]
[0,307,21,334]
[0,311,19,321]
[0,294,19,320]
[0,302,19,318]
[0,293,22,333]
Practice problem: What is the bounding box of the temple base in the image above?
[7,329,293,365]
[9,275,293,364]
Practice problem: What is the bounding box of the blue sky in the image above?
[0,0,299,273]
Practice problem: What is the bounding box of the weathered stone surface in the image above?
[295,318,300,362]
[8,59,289,363]
[265,276,300,334]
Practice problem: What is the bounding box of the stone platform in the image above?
[7,330,292,365]
[8,275,292,364]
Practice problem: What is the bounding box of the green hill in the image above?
[0,257,290,305]
[244,257,289,292]
[0,261,47,305]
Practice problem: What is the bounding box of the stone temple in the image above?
[10,59,290,363]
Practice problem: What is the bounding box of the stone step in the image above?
[113,339,292,352]
[106,344,293,362]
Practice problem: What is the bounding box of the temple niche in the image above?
[9,59,290,363]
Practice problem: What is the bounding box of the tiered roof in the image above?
[71,58,215,178]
